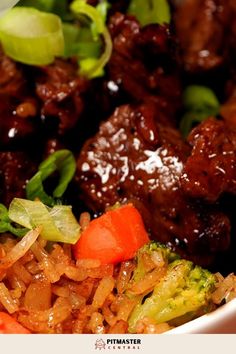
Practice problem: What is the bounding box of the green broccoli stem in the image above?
[128,260,193,333]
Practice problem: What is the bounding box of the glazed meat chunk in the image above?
[0,51,38,147]
[174,0,234,72]
[35,58,89,135]
[103,13,181,123]
[76,104,231,266]
[181,118,236,202]
[0,152,36,206]
[0,50,90,148]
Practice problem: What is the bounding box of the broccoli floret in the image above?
[132,241,180,283]
[128,242,216,333]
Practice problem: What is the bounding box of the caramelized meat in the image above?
[0,52,90,148]
[35,59,89,135]
[221,99,236,128]
[0,53,91,203]
[0,51,39,146]
[0,50,26,96]
[181,118,236,202]
[174,0,234,72]
[103,13,181,123]
[0,98,38,147]
[0,152,36,206]
[76,104,231,265]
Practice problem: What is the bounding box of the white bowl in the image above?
[167,298,236,334]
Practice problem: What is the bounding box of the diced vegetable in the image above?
[128,0,171,26]
[0,312,30,334]
[8,198,81,244]
[73,204,150,264]
[0,7,64,65]
[180,85,220,137]
[26,149,76,207]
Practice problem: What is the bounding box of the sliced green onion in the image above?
[180,110,216,138]
[26,149,76,207]
[96,0,110,21]
[88,27,112,78]
[180,85,220,137]
[0,203,28,237]
[9,198,81,244]
[70,0,112,78]
[62,23,101,59]
[18,0,56,13]
[18,0,73,21]
[79,57,104,78]
[183,85,220,111]
[0,7,64,65]
[71,1,105,35]
[91,0,110,37]
[128,0,171,27]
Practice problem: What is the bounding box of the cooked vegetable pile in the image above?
[0,212,225,334]
[0,0,235,334]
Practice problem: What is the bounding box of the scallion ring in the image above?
[9,198,81,244]
[26,149,76,207]
[70,0,112,78]
[0,7,64,65]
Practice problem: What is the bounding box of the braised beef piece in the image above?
[102,13,181,123]
[181,118,236,202]
[221,82,236,129]
[0,51,90,200]
[0,51,39,147]
[0,98,38,147]
[0,50,90,148]
[174,0,236,72]
[76,104,231,266]
[0,51,26,96]
[35,59,89,135]
[0,152,36,206]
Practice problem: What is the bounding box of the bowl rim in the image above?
[167,298,236,334]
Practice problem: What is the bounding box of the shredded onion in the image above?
[0,282,18,313]
[92,276,115,309]
[129,266,167,295]
[0,227,41,271]
[18,297,71,333]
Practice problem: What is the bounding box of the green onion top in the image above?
[0,7,64,65]
[180,85,220,137]
[26,149,76,207]
[128,0,171,27]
